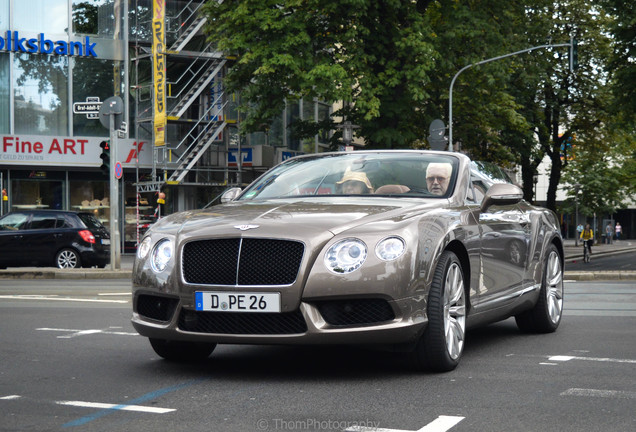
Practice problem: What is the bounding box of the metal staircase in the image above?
[133,0,230,187]
[168,56,226,120]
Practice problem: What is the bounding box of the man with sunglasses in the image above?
[426,162,452,196]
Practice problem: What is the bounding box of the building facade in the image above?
[0,0,331,253]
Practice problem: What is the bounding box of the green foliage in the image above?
[202,0,635,215]
[202,0,435,147]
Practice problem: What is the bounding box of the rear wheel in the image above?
[149,338,216,362]
[412,251,467,372]
[515,244,563,333]
[55,248,81,269]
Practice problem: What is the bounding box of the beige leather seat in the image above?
[375,184,411,194]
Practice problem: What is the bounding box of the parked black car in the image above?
[0,210,110,269]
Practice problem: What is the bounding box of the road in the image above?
[1,279,635,432]
[566,250,636,272]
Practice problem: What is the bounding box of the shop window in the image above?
[10,178,64,210]
[70,179,109,225]
[14,54,69,136]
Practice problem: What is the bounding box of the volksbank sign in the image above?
[0,31,98,57]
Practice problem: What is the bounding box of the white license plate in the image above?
[195,292,280,313]
[101,239,110,245]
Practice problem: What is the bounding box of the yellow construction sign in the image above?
[152,0,166,146]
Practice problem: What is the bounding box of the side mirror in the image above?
[220,187,242,203]
[481,183,523,211]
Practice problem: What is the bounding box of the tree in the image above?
[202,0,436,147]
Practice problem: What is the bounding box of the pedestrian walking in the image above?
[605,223,613,244]
[615,222,622,240]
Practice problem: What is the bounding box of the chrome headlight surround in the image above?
[150,238,174,273]
[137,236,153,260]
[375,236,406,261]
[324,238,368,274]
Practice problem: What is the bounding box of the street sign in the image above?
[73,102,102,114]
[114,161,123,179]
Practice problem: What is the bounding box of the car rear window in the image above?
[77,213,105,229]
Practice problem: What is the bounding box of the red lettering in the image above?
[3,136,14,152]
[64,139,76,154]
[33,142,43,153]
[49,139,62,154]
[77,139,87,154]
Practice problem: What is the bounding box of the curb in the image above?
[564,271,636,281]
[0,269,132,279]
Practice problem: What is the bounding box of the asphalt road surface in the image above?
[566,250,636,272]
[1,279,635,432]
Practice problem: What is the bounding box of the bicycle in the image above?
[583,240,592,263]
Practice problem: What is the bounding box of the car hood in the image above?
[152,197,447,240]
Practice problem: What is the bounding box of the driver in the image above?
[426,162,452,195]
[336,170,374,194]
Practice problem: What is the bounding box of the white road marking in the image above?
[0,295,127,304]
[36,327,139,338]
[57,400,175,413]
[561,388,636,399]
[98,292,131,296]
[549,355,636,364]
[347,416,464,432]
[0,395,21,400]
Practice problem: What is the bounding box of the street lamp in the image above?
[338,120,359,149]
[574,183,581,246]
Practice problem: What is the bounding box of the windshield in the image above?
[238,152,459,200]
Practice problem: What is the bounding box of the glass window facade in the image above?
[14,54,69,135]
[14,0,68,34]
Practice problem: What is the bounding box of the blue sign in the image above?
[114,161,122,179]
[0,31,97,58]
[228,148,253,167]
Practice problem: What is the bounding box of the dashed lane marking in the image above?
[57,400,175,414]
[561,388,636,400]
[36,327,139,338]
[0,294,128,304]
[347,415,465,432]
[549,355,636,364]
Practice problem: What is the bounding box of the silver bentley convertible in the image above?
[132,150,564,371]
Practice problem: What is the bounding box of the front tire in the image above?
[413,251,467,372]
[55,248,81,269]
[149,338,216,362]
[515,244,563,333]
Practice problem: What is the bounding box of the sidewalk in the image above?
[0,240,634,280]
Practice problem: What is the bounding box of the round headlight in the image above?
[375,236,406,261]
[324,238,368,274]
[150,239,173,273]
[137,236,152,259]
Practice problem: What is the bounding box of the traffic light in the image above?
[569,38,578,72]
[99,141,110,175]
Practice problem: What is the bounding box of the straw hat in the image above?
[336,170,373,189]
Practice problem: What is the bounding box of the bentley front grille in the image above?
[182,238,305,286]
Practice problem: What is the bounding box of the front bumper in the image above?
[131,292,427,346]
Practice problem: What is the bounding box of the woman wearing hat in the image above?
[337,170,374,194]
